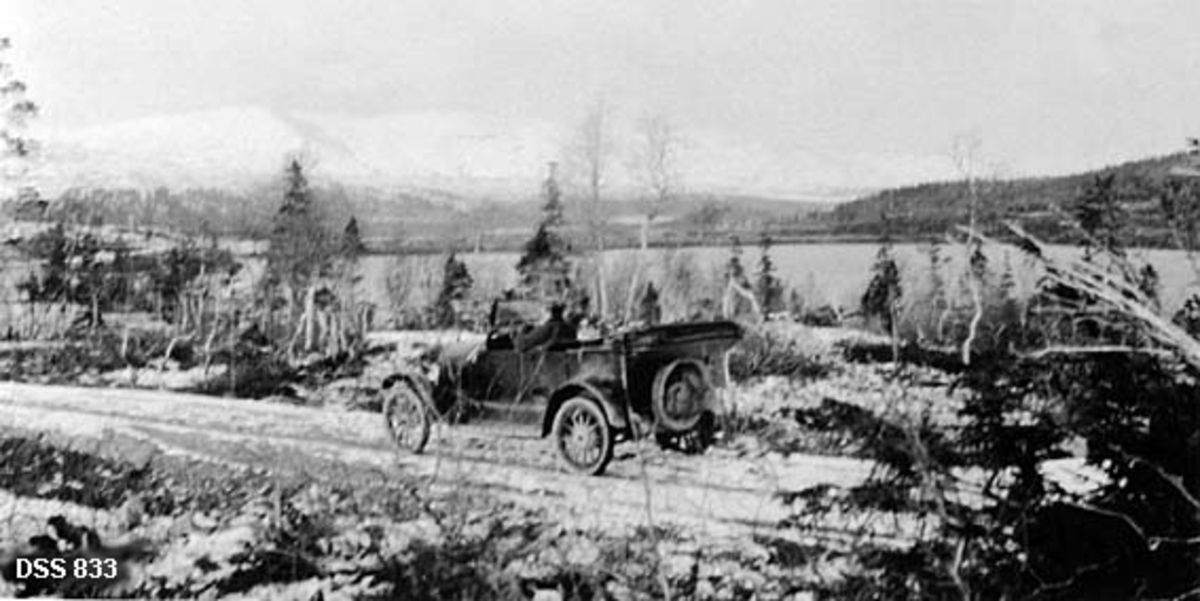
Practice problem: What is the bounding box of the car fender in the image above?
[541,378,628,437]
[381,371,433,401]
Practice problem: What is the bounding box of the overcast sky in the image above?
[6,0,1200,178]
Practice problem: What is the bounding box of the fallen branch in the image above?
[1022,346,1174,361]
[961,222,1200,374]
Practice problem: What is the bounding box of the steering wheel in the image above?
[486,330,508,350]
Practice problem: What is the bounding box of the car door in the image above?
[468,347,523,402]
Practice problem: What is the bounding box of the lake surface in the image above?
[359,243,1200,314]
[5,242,1196,327]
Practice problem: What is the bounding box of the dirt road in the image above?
[0,382,876,541]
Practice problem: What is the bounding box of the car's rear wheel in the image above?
[552,397,613,475]
[382,382,431,454]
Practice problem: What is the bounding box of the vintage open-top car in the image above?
[380,301,743,475]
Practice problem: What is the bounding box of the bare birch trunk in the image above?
[303,283,317,354]
[723,278,763,321]
[625,214,653,322]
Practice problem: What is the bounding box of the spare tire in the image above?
[651,359,711,431]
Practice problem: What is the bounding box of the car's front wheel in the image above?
[552,397,614,475]
[382,382,431,455]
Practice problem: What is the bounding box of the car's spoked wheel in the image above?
[382,383,431,455]
[553,397,613,475]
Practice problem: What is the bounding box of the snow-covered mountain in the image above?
[28,106,950,202]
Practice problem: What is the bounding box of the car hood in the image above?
[420,339,485,369]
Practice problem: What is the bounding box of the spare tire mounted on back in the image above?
[651,359,712,431]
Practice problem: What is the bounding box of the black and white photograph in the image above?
[1,1,1199,598]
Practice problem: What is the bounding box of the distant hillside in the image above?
[29,184,837,253]
[36,151,1200,253]
[33,106,896,201]
[826,152,1198,246]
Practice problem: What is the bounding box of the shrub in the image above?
[658,249,722,323]
[728,325,836,382]
[385,255,441,328]
[189,352,297,399]
[861,242,901,334]
[787,232,1200,599]
[796,304,841,327]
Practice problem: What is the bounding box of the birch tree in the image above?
[625,114,681,319]
[570,97,614,320]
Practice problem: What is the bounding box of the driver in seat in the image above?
[516,303,576,351]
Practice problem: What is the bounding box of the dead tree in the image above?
[625,115,681,321]
[967,222,1200,371]
[570,97,613,320]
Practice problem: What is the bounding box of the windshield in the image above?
[491,300,545,329]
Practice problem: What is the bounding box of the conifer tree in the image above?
[755,233,784,314]
[927,238,946,305]
[787,288,804,319]
[923,238,950,342]
[1074,173,1127,258]
[725,236,748,286]
[516,162,572,301]
[861,213,901,333]
[723,235,756,318]
[637,281,662,325]
[1138,263,1160,309]
[435,252,473,326]
[340,216,366,259]
[267,159,332,293]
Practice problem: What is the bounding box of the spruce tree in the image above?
[435,252,473,326]
[787,288,804,319]
[861,212,901,333]
[1138,263,1160,309]
[924,238,949,342]
[756,233,784,314]
[516,162,572,301]
[1074,173,1127,258]
[726,236,748,286]
[927,239,946,306]
[267,159,331,292]
[540,161,564,228]
[862,244,902,333]
[340,215,366,259]
[17,223,67,303]
[968,240,989,290]
[637,282,662,325]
